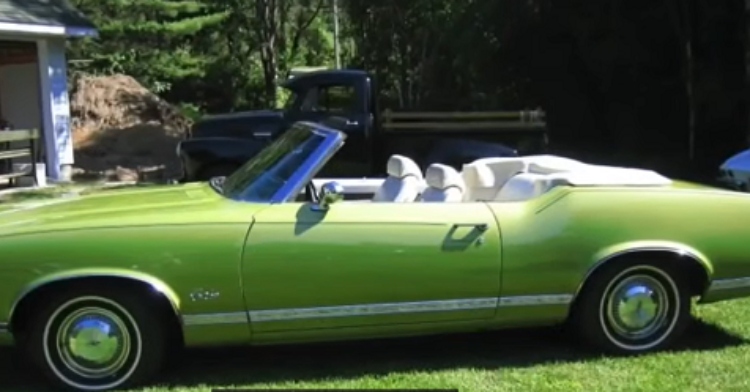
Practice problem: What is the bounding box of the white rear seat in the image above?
[461,162,496,201]
[372,155,423,202]
[468,157,528,190]
[421,164,465,202]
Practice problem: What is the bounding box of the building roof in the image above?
[0,0,97,37]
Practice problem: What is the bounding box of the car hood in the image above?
[0,182,236,237]
[721,148,750,172]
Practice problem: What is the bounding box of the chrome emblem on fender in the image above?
[189,289,220,302]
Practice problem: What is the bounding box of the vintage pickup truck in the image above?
[176,69,548,181]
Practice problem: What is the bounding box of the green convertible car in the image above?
[1,121,750,391]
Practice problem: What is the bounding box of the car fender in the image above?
[574,240,714,300]
[8,268,182,325]
[719,148,750,190]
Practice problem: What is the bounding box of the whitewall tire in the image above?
[571,261,691,354]
[25,287,166,391]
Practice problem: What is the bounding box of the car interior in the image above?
[301,153,673,204]
[365,154,588,203]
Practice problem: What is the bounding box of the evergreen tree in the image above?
[67,0,227,93]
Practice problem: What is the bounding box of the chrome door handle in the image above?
[453,223,488,231]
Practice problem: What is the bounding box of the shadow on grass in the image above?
[0,317,746,390]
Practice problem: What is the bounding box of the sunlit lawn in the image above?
[1,299,749,391]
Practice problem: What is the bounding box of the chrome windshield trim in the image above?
[269,122,346,203]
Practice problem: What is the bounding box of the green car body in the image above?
[1,121,749,390]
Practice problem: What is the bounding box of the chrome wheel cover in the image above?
[599,266,681,351]
[57,307,131,379]
[43,296,142,391]
[606,275,668,339]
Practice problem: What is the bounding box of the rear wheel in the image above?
[570,261,691,354]
[24,286,166,391]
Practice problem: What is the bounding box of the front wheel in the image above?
[25,287,166,391]
[570,262,691,354]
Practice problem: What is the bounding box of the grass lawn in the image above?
[1,299,749,391]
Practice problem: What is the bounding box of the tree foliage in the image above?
[66,0,747,173]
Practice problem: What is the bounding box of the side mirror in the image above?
[312,181,344,211]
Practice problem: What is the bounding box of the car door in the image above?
[241,201,502,333]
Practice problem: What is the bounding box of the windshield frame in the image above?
[221,121,346,204]
[280,86,299,111]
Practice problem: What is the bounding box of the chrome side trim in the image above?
[182,312,248,326]
[250,297,499,322]
[706,277,750,292]
[0,322,9,334]
[499,294,572,306]
[180,294,572,326]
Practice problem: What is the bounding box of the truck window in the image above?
[300,84,356,114]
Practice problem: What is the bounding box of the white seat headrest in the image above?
[387,155,422,179]
[425,164,465,191]
[462,163,494,188]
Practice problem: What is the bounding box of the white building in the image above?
[0,0,96,182]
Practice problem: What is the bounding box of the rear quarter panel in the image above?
[487,186,750,303]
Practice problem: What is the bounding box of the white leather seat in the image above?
[371,155,423,202]
[421,164,465,202]
[461,162,496,201]
[495,172,565,202]
[467,157,529,190]
[464,155,585,196]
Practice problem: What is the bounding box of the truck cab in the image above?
[177,69,547,181]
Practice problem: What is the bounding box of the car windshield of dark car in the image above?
[220,125,324,202]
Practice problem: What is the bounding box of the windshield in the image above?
[221,123,325,202]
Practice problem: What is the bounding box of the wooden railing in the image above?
[0,129,40,186]
[381,109,546,131]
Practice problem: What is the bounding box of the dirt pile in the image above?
[69,73,193,181]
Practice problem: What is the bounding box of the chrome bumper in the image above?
[701,276,750,304]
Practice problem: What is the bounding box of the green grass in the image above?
[2,299,750,391]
